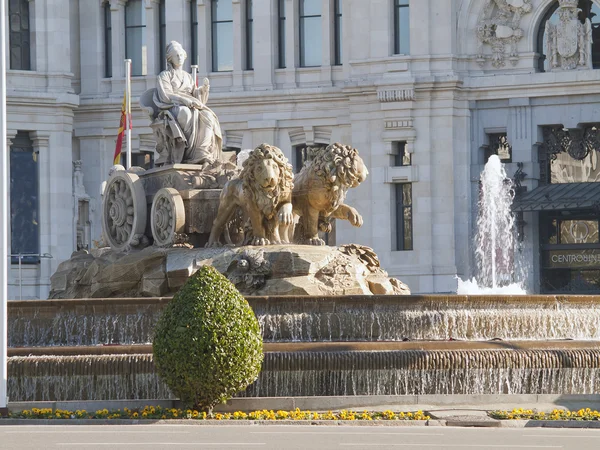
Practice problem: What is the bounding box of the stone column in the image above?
[30,132,52,299]
[197,0,211,77]
[232,0,244,90]
[166,0,186,56]
[27,0,45,72]
[111,1,127,78]
[253,0,275,90]
[283,0,298,88]
[5,131,16,265]
[79,0,104,94]
[320,0,332,86]
[145,0,160,76]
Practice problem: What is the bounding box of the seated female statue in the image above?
[152,40,223,165]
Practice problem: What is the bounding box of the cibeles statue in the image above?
[140,40,223,166]
[545,0,593,71]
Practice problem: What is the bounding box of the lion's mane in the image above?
[240,144,294,220]
[303,143,366,207]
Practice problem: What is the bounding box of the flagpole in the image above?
[191,65,198,87]
[1,0,9,416]
[125,59,132,169]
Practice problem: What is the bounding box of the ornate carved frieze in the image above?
[475,0,533,68]
[385,119,414,129]
[377,89,415,102]
[545,0,592,71]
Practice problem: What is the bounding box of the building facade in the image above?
[6,0,600,298]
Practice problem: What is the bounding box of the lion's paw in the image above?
[307,237,326,246]
[251,237,271,246]
[347,209,363,227]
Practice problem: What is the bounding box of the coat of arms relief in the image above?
[545,0,593,71]
[476,0,533,68]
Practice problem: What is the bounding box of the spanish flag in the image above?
[113,91,130,165]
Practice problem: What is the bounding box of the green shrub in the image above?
[152,265,263,412]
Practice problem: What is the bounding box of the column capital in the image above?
[30,131,51,149]
[145,0,161,9]
[6,130,18,142]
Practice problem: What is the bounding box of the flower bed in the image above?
[490,408,600,421]
[5,407,431,421]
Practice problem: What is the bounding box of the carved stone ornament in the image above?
[475,0,533,68]
[150,187,186,247]
[542,126,600,161]
[101,171,149,252]
[207,144,295,247]
[545,0,593,71]
[291,144,368,246]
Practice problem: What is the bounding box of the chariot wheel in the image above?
[151,188,186,246]
[102,171,147,251]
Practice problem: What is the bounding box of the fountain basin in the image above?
[8,295,600,345]
[8,341,600,401]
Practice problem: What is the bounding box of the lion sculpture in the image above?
[286,143,368,245]
[207,144,294,246]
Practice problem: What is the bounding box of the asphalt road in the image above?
[1,424,600,450]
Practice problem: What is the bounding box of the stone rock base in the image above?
[49,244,410,299]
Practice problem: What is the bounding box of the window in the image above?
[278,0,286,68]
[10,132,39,264]
[246,0,253,70]
[392,141,411,166]
[104,2,112,78]
[9,0,31,70]
[485,133,512,163]
[541,126,600,184]
[131,151,155,170]
[299,0,322,67]
[293,144,310,173]
[395,183,413,251]
[125,0,147,76]
[191,0,198,66]
[159,0,166,72]
[393,0,409,55]
[538,0,600,71]
[540,211,600,293]
[212,0,234,72]
[334,0,342,65]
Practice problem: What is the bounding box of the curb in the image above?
[2,418,600,428]
[0,419,443,426]
[9,394,600,414]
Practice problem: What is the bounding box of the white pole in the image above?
[1,0,9,415]
[125,59,132,169]
[191,65,198,87]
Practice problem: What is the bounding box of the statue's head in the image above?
[166,41,187,68]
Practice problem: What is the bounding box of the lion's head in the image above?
[240,144,294,218]
[307,143,368,189]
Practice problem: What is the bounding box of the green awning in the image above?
[512,182,600,212]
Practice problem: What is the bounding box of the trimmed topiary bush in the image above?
[152,265,263,412]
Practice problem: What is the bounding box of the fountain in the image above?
[4,40,600,407]
[457,155,526,295]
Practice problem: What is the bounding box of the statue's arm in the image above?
[157,72,202,108]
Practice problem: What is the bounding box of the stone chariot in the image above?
[101,165,241,251]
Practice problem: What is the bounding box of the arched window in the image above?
[212,0,233,72]
[537,0,600,71]
[159,0,166,72]
[125,0,147,76]
[104,1,112,78]
[9,0,31,70]
[191,0,198,66]
[10,132,39,263]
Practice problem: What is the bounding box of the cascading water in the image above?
[458,155,526,294]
